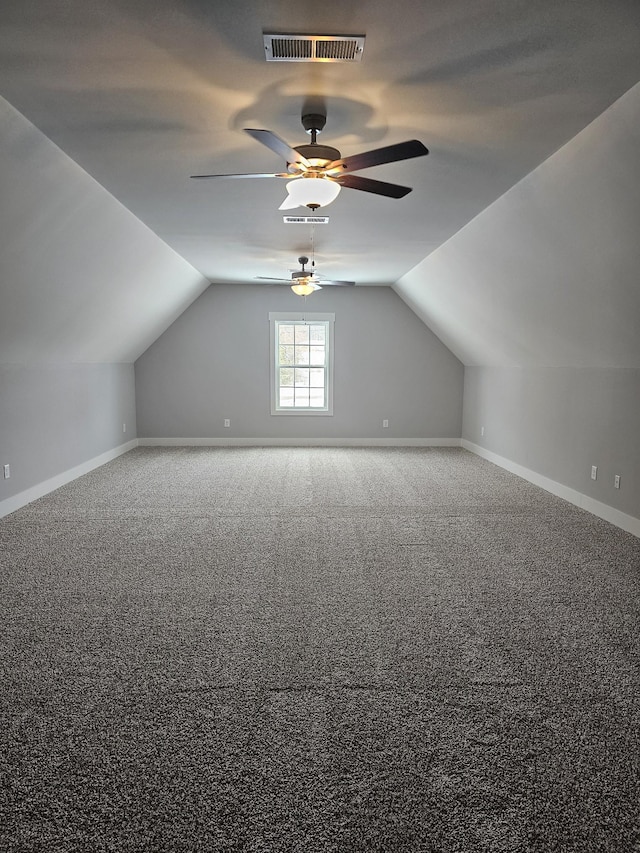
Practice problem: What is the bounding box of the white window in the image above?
[269,312,335,415]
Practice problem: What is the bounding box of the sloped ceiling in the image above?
[0,97,209,363]
[395,82,640,368]
[0,0,639,365]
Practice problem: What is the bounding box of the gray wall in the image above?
[0,98,207,512]
[463,367,640,520]
[0,363,136,502]
[135,284,463,440]
[396,84,640,524]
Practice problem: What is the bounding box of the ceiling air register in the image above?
[264,34,365,62]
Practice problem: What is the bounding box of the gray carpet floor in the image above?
[1,446,639,852]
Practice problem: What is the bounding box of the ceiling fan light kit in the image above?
[290,280,322,296]
[191,37,429,296]
[191,112,428,207]
[256,255,355,296]
[279,176,341,210]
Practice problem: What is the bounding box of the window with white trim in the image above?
[269,312,334,415]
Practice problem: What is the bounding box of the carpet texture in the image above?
[1,446,639,852]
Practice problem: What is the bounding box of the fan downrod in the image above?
[301,113,326,144]
[293,112,341,170]
[290,256,311,279]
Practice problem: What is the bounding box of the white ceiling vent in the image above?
[264,33,365,63]
[283,215,330,224]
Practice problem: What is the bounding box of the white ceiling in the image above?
[3,0,640,283]
[1,0,639,364]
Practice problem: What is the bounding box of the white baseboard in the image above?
[0,439,138,519]
[462,440,640,539]
[138,437,462,448]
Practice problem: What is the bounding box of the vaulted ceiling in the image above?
[1,0,639,365]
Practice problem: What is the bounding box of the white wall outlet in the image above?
[224,418,231,428]
[614,474,621,489]
[382,419,389,429]
[122,423,126,433]
[591,465,598,480]
[481,426,485,436]
[3,464,10,479]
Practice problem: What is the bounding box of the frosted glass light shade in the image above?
[279,177,341,210]
[291,280,321,296]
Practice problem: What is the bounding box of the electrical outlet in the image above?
[382,419,389,429]
[614,474,621,489]
[224,419,231,428]
[122,423,126,433]
[3,464,10,479]
[591,465,598,481]
[481,426,485,437]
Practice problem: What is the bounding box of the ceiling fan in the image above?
[191,111,429,210]
[256,255,355,296]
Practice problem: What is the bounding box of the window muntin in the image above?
[269,313,334,415]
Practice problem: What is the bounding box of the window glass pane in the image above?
[271,315,333,414]
[294,325,310,344]
[279,367,294,386]
[279,324,295,344]
[294,345,310,365]
[279,387,294,407]
[309,368,324,387]
[279,344,295,366]
[294,368,310,387]
[309,388,325,407]
[310,325,325,344]
[309,346,325,366]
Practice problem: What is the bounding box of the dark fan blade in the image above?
[316,279,355,286]
[329,139,428,174]
[333,174,412,199]
[191,172,289,179]
[244,128,310,169]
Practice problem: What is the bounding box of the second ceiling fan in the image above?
[191,111,429,210]
[256,255,355,296]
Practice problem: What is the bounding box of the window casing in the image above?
[269,312,335,415]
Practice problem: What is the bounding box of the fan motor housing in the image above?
[292,143,342,167]
[291,256,311,279]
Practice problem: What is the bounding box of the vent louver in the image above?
[283,215,330,225]
[264,33,365,63]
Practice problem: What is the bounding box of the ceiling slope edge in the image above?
[394,81,640,370]
[0,96,210,365]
